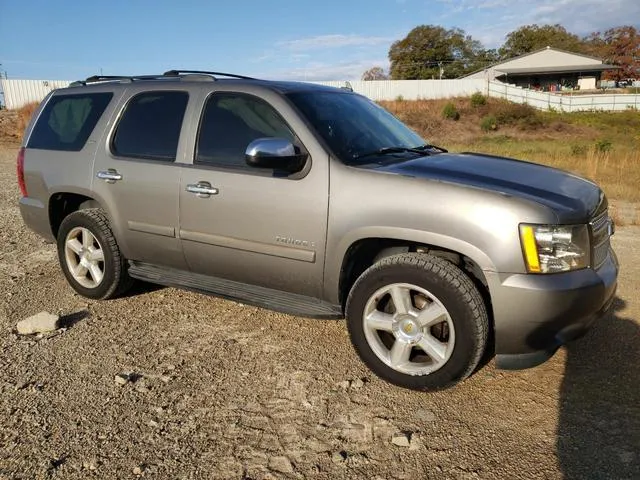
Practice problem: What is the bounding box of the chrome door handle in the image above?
[186,182,219,197]
[96,169,122,183]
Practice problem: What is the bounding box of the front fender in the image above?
[323,225,497,304]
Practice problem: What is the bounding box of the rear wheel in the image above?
[57,208,133,300]
[346,253,488,391]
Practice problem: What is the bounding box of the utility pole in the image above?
[438,61,444,80]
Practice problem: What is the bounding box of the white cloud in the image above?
[277,34,394,51]
[529,0,640,34]
[261,59,389,81]
[250,52,275,63]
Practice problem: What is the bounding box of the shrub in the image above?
[16,102,40,138]
[517,114,545,130]
[470,92,487,108]
[494,101,537,124]
[491,101,548,130]
[480,115,498,132]
[442,102,460,121]
[395,95,405,102]
[571,144,587,156]
[595,139,612,153]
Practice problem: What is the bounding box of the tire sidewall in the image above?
[346,259,483,391]
[57,211,118,300]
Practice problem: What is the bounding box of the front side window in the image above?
[196,92,295,169]
[112,91,188,161]
[28,92,113,151]
[286,91,426,165]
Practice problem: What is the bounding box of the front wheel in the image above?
[345,253,489,391]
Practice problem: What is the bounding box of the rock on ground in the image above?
[16,311,59,335]
[391,432,411,447]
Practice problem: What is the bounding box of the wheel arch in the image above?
[330,228,496,309]
[48,190,102,239]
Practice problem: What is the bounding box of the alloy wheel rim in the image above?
[64,227,105,289]
[362,282,455,375]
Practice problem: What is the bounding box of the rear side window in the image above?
[28,92,113,151]
[112,91,188,161]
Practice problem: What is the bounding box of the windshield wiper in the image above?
[352,146,431,161]
[413,143,448,153]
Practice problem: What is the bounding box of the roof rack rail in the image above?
[70,74,169,86]
[69,71,257,87]
[163,70,257,80]
[86,74,167,83]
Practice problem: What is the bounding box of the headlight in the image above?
[519,224,590,273]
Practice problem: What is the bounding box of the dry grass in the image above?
[15,102,39,137]
[0,102,39,144]
[610,205,627,227]
[383,97,640,205]
[452,142,640,203]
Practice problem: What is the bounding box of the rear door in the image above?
[92,87,193,269]
[178,89,330,297]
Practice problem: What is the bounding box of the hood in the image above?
[365,152,604,223]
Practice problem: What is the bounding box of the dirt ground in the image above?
[0,143,638,480]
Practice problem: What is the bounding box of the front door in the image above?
[179,90,329,297]
[92,88,192,269]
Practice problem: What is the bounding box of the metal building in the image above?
[0,78,71,109]
[463,47,618,91]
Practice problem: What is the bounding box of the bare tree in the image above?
[361,66,389,81]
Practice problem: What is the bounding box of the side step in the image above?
[128,261,343,319]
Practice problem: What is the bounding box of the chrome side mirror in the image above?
[245,138,307,173]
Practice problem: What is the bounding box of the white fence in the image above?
[0,79,71,110]
[1,77,639,113]
[309,79,488,101]
[487,81,640,112]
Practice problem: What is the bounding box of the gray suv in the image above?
[17,71,618,390]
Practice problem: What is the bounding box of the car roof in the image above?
[59,72,351,96]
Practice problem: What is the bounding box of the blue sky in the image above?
[1,0,639,81]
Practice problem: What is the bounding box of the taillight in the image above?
[17,147,27,197]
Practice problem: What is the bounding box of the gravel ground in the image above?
[0,144,638,480]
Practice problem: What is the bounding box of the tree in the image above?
[499,24,588,59]
[388,25,490,79]
[585,26,640,81]
[361,66,388,81]
[467,48,500,73]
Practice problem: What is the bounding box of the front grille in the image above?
[591,211,611,269]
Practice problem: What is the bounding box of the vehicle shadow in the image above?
[557,297,640,480]
[120,279,165,299]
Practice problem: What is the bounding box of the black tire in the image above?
[345,253,489,391]
[56,208,133,300]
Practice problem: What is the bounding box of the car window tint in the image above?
[112,91,188,161]
[196,92,294,168]
[28,93,113,151]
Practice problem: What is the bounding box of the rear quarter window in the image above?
[27,92,113,151]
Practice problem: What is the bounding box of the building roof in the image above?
[461,46,612,79]
[496,64,620,75]
[495,46,604,65]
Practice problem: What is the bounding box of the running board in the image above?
[128,262,343,319]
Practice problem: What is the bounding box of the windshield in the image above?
[286,91,427,165]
